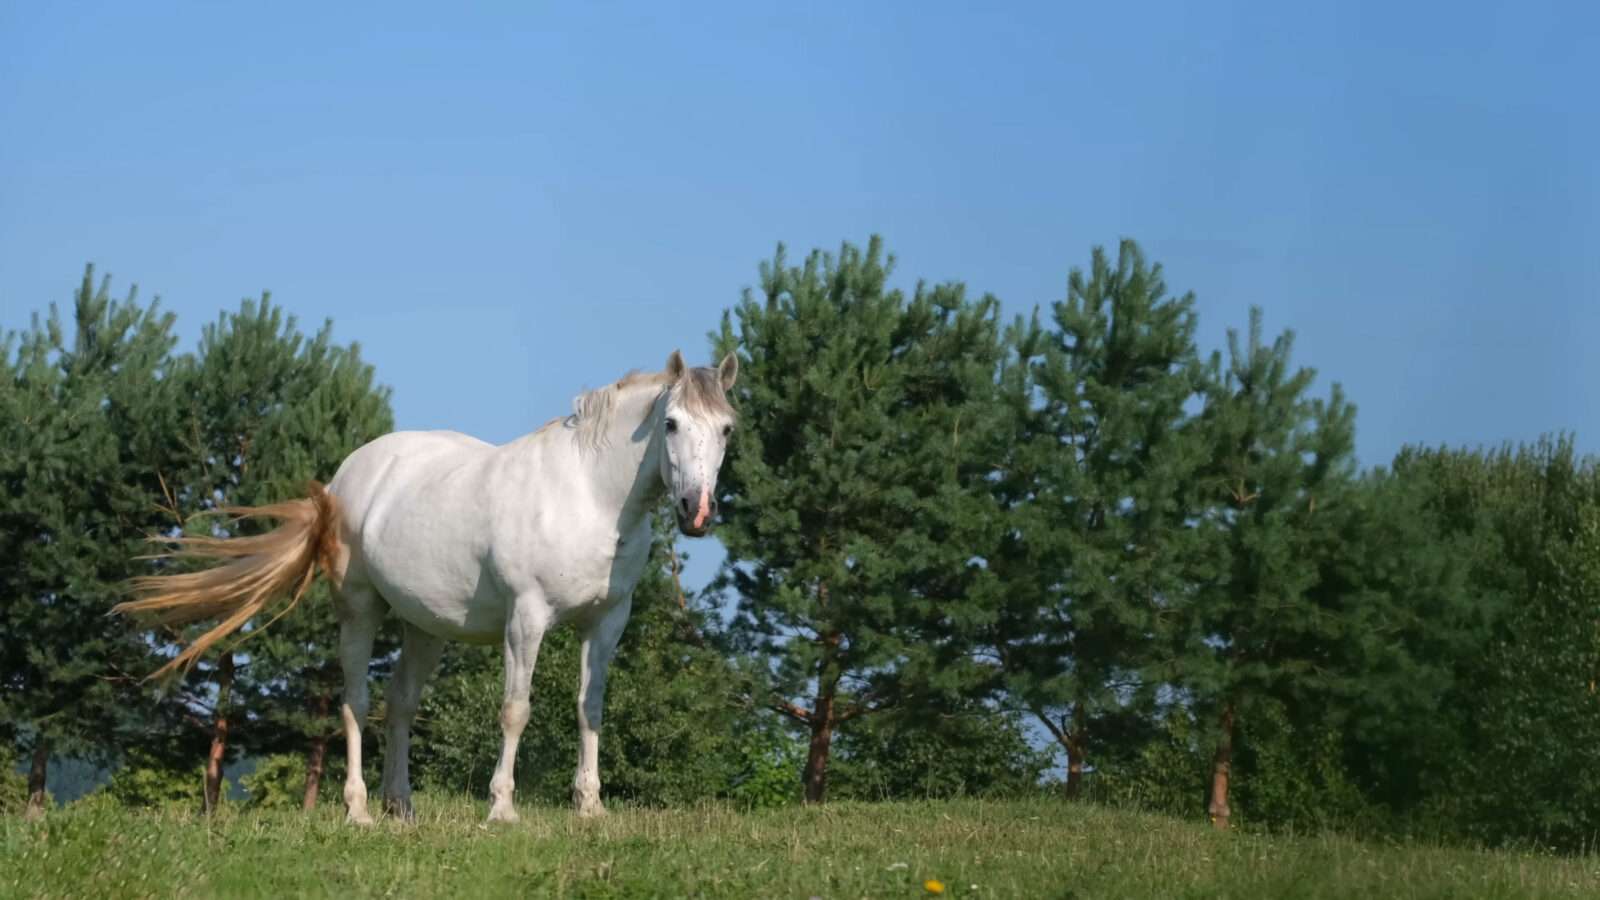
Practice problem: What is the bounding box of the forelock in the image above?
[672,367,736,421]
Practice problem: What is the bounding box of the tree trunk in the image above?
[1063,702,1088,799]
[302,692,331,811]
[802,691,835,804]
[802,630,843,805]
[23,737,49,820]
[1208,703,1235,831]
[203,653,235,815]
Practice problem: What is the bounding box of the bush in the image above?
[1,746,30,815]
[1232,699,1384,834]
[239,753,346,809]
[1090,702,1386,835]
[830,704,1053,801]
[99,755,209,810]
[1089,708,1208,818]
[727,723,805,809]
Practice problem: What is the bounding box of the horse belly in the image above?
[360,513,506,643]
[380,575,506,644]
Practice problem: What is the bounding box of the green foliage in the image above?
[0,267,181,779]
[1187,307,1359,698]
[593,590,751,806]
[726,723,805,809]
[1089,708,1208,818]
[1262,440,1600,848]
[983,239,1209,788]
[1180,307,1358,822]
[237,753,345,809]
[1231,700,1381,835]
[0,747,28,815]
[239,755,303,809]
[1423,443,1600,851]
[830,704,1051,800]
[712,236,1010,800]
[1289,452,1503,832]
[99,756,208,810]
[143,295,395,774]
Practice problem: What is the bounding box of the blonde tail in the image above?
[115,482,342,680]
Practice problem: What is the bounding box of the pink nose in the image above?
[693,487,711,528]
[678,489,718,529]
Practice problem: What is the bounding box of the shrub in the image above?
[831,704,1053,801]
[1,746,30,815]
[99,755,209,810]
[1089,709,1208,818]
[239,753,346,809]
[727,724,805,809]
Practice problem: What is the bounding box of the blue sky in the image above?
[3,1,1596,593]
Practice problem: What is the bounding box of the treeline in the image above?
[1,271,394,816]
[3,241,1597,852]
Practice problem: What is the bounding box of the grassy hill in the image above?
[3,795,1596,898]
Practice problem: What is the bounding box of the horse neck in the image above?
[582,385,667,529]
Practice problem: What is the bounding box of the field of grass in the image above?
[4,794,1599,899]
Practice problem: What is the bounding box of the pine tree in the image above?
[0,267,182,818]
[711,238,1008,803]
[1184,308,1356,830]
[226,307,393,810]
[146,296,393,812]
[983,241,1208,796]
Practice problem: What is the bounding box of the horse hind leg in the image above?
[381,623,445,821]
[336,583,385,826]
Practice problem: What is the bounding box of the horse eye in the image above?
[721,425,732,437]
[664,417,679,434]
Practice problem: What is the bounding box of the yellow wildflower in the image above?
[924,879,945,894]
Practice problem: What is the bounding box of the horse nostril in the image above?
[708,500,719,519]
[679,497,692,518]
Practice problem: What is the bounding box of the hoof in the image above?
[575,800,607,819]
[383,798,415,821]
[346,810,376,827]
[486,804,520,824]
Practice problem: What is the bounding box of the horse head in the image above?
[656,349,738,537]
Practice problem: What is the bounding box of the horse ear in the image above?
[717,352,739,391]
[665,350,687,379]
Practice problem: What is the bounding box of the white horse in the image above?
[116,350,738,823]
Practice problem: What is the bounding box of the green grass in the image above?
[3,795,1599,899]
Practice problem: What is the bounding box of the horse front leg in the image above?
[381,624,445,821]
[574,597,631,818]
[486,593,548,823]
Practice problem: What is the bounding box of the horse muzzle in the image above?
[676,517,714,538]
[676,492,718,537]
